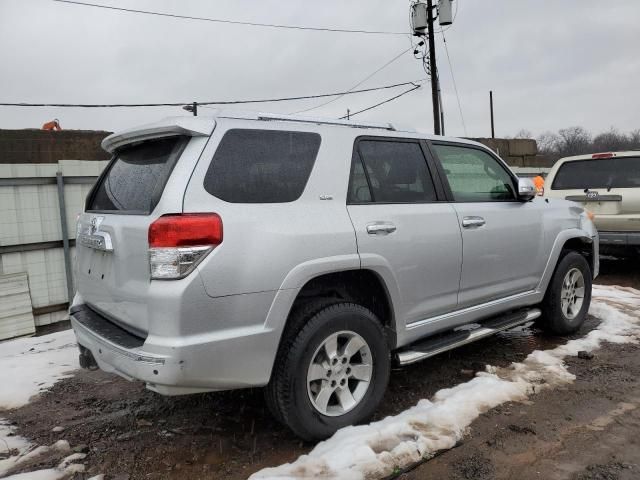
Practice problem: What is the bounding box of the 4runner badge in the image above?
[80,216,113,252]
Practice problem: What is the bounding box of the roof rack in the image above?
[256,113,396,131]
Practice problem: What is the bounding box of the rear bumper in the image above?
[70,304,280,395]
[599,231,640,247]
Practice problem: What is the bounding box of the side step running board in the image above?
[396,308,541,366]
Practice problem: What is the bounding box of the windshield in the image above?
[551,157,640,190]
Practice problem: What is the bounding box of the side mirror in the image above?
[517,178,536,202]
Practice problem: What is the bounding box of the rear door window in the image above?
[87,136,188,214]
[552,157,640,189]
[348,140,437,203]
[203,129,321,203]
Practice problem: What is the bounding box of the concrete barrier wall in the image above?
[0,129,111,164]
[470,137,555,169]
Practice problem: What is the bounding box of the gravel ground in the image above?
[1,257,639,479]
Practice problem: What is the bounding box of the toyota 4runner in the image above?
[71,111,598,440]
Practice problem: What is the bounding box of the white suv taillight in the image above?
[148,213,223,280]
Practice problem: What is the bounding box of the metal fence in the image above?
[0,160,107,337]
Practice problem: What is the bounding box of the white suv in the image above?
[544,151,640,256]
[71,111,598,440]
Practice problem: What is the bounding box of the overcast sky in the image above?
[1,0,639,138]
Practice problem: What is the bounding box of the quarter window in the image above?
[203,129,321,203]
[349,140,436,203]
[433,144,516,202]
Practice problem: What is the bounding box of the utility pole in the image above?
[412,0,453,135]
[489,91,495,138]
[426,0,441,135]
[437,74,445,135]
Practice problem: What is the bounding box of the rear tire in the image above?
[264,298,338,425]
[267,302,390,441]
[539,251,592,335]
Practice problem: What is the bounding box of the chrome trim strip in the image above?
[406,290,537,330]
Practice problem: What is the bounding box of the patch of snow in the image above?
[0,420,30,454]
[0,438,84,479]
[250,285,640,480]
[0,330,83,478]
[58,452,86,468]
[51,440,71,454]
[3,470,68,480]
[2,462,85,480]
[0,329,78,410]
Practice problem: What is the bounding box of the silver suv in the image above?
[71,111,598,440]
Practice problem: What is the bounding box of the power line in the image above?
[52,0,408,36]
[441,31,467,136]
[292,46,413,114]
[0,80,423,108]
[339,83,422,119]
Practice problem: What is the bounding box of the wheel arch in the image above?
[285,269,396,349]
[270,268,396,357]
[538,229,596,297]
[562,236,596,272]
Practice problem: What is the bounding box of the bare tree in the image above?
[531,127,639,161]
[537,131,560,156]
[592,128,629,152]
[513,129,533,139]
[557,127,592,156]
[628,129,640,150]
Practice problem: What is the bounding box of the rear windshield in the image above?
[203,129,321,203]
[87,136,188,214]
[552,157,640,190]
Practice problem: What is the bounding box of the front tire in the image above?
[267,302,390,441]
[539,251,592,335]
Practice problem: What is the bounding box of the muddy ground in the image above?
[2,257,639,479]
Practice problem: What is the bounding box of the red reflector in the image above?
[149,213,223,248]
[592,153,614,159]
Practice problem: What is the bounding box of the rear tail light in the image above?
[148,213,222,279]
[592,153,615,159]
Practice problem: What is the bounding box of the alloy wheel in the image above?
[560,267,585,320]
[306,330,373,417]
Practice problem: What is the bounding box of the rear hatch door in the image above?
[76,119,213,335]
[550,155,640,230]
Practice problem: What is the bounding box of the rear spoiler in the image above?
[102,117,216,153]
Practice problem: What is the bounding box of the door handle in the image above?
[367,223,397,235]
[462,216,486,228]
